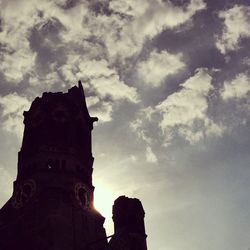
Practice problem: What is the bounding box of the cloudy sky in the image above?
[0,0,250,249]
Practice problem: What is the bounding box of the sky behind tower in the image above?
[0,0,250,249]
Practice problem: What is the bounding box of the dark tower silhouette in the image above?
[0,82,147,250]
[0,82,107,250]
[108,196,147,250]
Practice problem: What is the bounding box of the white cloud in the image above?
[156,69,224,144]
[157,69,212,126]
[78,59,116,79]
[221,73,250,100]
[86,96,100,107]
[60,56,112,83]
[90,101,113,122]
[60,54,139,122]
[146,145,158,163]
[0,6,37,83]
[130,69,224,146]
[109,0,149,17]
[0,49,36,83]
[0,0,205,131]
[242,57,250,66]
[0,165,13,201]
[29,71,61,87]
[0,1,63,83]
[59,63,77,82]
[216,5,250,54]
[0,0,88,83]
[86,96,112,122]
[90,75,138,103]
[130,0,206,39]
[86,0,206,61]
[130,107,154,145]
[0,0,206,86]
[60,54,139,103]
[137,50,185,87]
[0,93,30,137]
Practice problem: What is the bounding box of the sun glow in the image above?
[94,183,117,235]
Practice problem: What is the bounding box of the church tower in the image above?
[0,82,107,250]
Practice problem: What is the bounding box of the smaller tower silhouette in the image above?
[108,196,147,250]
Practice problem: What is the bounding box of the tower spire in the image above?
[78,80,98,125]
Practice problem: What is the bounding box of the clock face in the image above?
[74,183,89,209]
[12,179,36,209]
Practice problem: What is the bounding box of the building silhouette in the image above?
[0,81,147,250]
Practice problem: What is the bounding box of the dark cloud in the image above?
[0,18,3,32]
[205,0,250,10]
[89,0,113,16]
[56,0,79,9]
[154,7,225,73]
[29,17,67,70]
[168,0,191,8]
